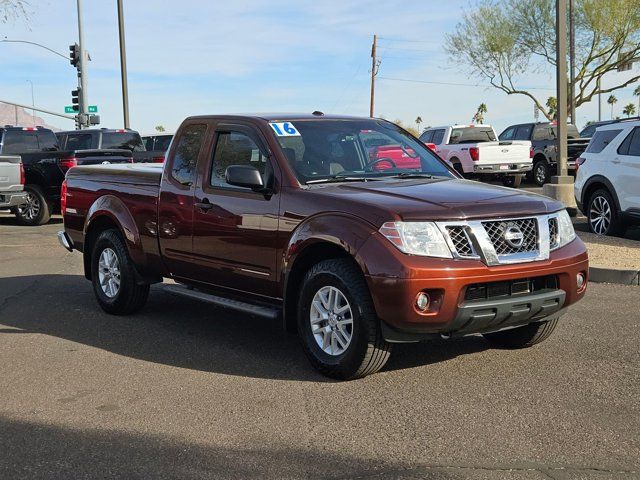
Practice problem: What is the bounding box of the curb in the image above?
[589,266,640,286]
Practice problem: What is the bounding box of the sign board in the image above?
[88,105,98,113]
[65,105,98,113]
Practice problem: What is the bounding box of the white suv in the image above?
[574,119,640,236]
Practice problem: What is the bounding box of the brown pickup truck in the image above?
[58,113,589,379]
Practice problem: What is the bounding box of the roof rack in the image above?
[608,116,640,124]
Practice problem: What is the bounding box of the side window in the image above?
[500,127,515,141]
[627,128,640,157]
[585,129,623,154]
[432,129,445,145]
[532,126,551,141]
[66,133,92,150]
[515,125,532,140]
[210,131,267,189]
[617,128,637,155]
[419,130,434,143]
[170,124,207,186]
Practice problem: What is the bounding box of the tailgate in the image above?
[75,149,133,165]
[476,141,531,164]
[0,155,23,192]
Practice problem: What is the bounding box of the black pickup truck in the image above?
[56,128,157,163]
[498,122,590,186]
[0,126,132,226]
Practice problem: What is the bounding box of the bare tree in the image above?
[1,0,30,24]
[446,0,640,120]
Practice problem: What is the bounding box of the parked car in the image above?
[142,133,173,162]
[0,126,133,226]
[499,122,590,186]
[419,125,532,187]
[58,113,588,380]
[0,154,27,211]
[574,118,640,236]
[579,120,615,138]
[56,128,157,163]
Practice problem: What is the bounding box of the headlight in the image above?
[379,221,452,258]
[555,209,576,249]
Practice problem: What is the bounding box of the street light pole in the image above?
[569,0,576,125]
[117,0,130,129]
[76,0,89,128]
[26,79,35,126]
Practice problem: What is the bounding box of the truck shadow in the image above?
[0,274,488,382]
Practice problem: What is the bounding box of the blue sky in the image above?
[1,0,639,134]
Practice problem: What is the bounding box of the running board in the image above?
[162,284,281,320]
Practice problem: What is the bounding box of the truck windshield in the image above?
[102,132,145,151]
[448,127,496,144]
[271,119,454,184]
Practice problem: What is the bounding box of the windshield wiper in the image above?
[386,172,435,179]
[306,175,377,184]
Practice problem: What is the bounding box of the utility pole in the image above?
[369,34,377,118]
[76,0,89,129]
[117,0,130,129]
[569,0,576,125]
[27,80,35,125]
[543,0,576,214]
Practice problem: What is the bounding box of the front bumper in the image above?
[360,234,588,342]
[0,191,27,209]
[473,163,532,174]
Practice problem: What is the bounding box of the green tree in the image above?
[623,102,636,117]
[155,125,165,132]
[634,85,640,113]
[546,97,557,119]
[607,94,618,119]
[472,103,488,124]
[446,0,640,120]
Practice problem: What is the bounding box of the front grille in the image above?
[464,275,559,301]
[446,226,474,256]
[549,218,559,249]
[482,218,538,255]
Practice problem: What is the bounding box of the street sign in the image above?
[65,105,97,113]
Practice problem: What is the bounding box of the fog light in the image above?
[415,292,430,312]
[576,272,585,290]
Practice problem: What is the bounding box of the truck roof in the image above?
[426,124,493,129]
[184,113,373,122]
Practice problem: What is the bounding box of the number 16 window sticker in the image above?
[270,122,301,137]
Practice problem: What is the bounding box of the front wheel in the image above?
[91,229,149,315]
[298,259,391,380]
[533,160,550,186]
[483,318,559,349]
[14,184,51,226]
[587,188,624,236]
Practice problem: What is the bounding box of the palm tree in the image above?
[623,103,636,117]
[546,97,557,119]
[607,95,618,119]
[634,85,640,114]
[415,116,423,131]
[472,103,487,124]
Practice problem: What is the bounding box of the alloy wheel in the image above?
[17,191,40,221]
[589,195,611,235]
[535,164,546,185]
[309,286,354,356]
[98,248,121,298]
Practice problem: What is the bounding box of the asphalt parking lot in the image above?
[0,214,638,479]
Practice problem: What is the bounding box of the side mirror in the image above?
[225,165,265,191]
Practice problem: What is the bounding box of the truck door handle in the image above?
[195,199,214,211]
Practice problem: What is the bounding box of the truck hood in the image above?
[310,178,564,222]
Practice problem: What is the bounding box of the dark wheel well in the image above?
[533,153,547,164]
[583,181,617,213]
[283,242,357,334]
[83,216,121,280]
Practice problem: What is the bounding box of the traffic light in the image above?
[71,88,81,112]
[69,43,80,67]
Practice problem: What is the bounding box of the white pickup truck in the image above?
[0,155,27,211]
[419,125,532,187]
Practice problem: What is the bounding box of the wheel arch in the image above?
[581,175,622,214]
[281,213,376,334]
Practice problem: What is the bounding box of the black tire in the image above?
[502,174,523,188]
[587,188,625,236]
[14,184,51,226]
[533,159,550,186]
[297,258,391,380]
[91,229,149,315]
[482,317,559,349]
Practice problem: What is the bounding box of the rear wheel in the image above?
[14,185,51,226]
[587,188,624,236]
[533,159,550,186]
[483,318,559,349]
[91,229,149,315]
[298,259,391,380]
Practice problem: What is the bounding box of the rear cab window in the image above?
[101,131,145,151]
[448,127,496,144]
[586,129,623,154]
[1,130,41,154]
